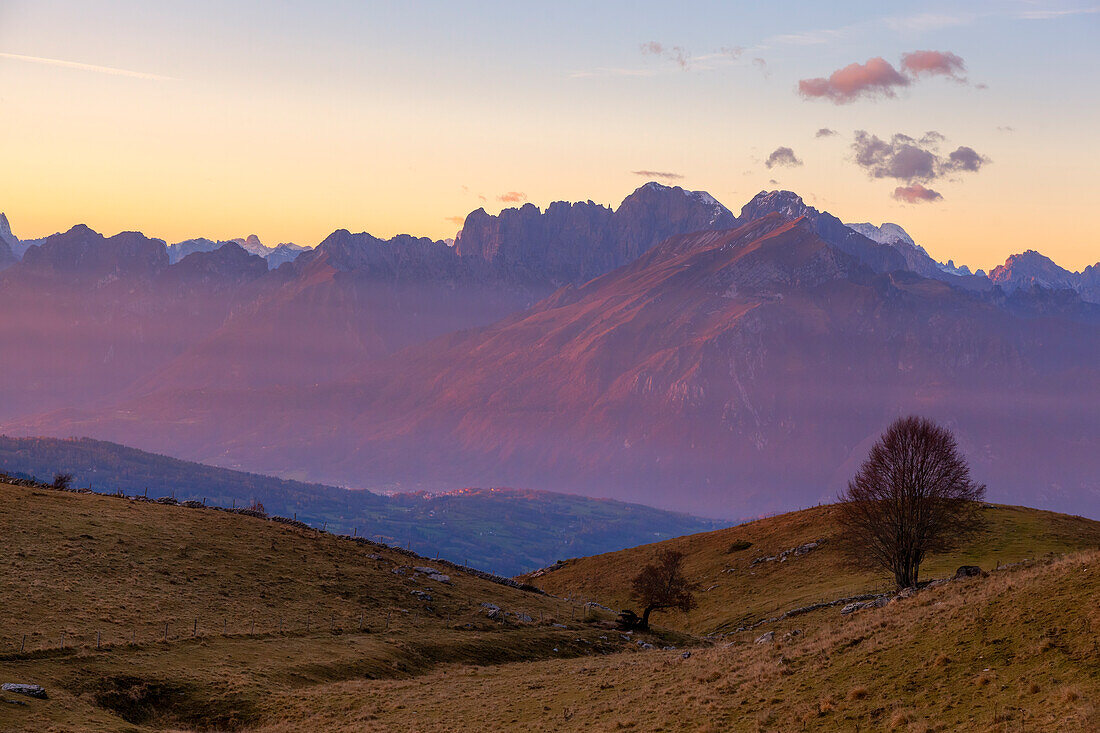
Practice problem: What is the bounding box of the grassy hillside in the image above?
[0,481,650,732]
[4,485,1098,731]
[522,503,1100,635]
[0,435,720,574]
[253,551,1100,731]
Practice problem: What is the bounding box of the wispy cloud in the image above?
[497,192,528,203]
[569,67,656,79]
[632,170,684,181]
[1015,6,1100,20]
[0,51,173,81]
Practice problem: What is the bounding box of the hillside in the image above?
[258,550,1100,731]
[4,483,1099,731]
[0,481,654,732]
[0,436,719,575]
[523,503,1100,635]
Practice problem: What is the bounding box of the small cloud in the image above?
[765,147,804,169]
[632,170,684,181]
[815,128,838,138]
[799,57,910,103]
[851,131,987,183]
[768,179,778,185]
[942,146,988,173]
[497,192,528,203]
[752,57,770,78]
[900,50,967,82]
[893,184,943,203]
[640,40,690,70]
[719,46,744,60]
[919,130,945,146]
[478,194,487,202]
[997,125,1015,133]
[445,216,465,226]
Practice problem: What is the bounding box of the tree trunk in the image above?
[894,557,919,590]
[640,606,653,630]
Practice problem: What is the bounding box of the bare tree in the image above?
[51,473,73,490]
[838,415,986,589]
[629,549,696,630]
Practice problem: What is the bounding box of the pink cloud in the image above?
[893,183,943,203]
[799,57,910,103]
[445,216,465,226]
[900,50,966,81]
[497,192,527,203]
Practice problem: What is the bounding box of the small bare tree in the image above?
[629,549,696,630]
[838,415,986,589]
[52,473,73,490]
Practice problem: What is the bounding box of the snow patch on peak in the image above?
[846,222,924,254]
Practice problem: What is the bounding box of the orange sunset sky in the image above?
[1,0,1098,271]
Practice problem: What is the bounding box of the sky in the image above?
[1,0,1098,271]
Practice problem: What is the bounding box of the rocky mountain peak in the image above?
[20,225,169,277]
[740,190,813,222]
[990,250,1078,293]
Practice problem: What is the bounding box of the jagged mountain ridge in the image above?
[16,214,1098,519]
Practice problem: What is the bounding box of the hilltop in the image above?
[523,503,1100,635]
[0,480,660,732]
[0,435,720,576]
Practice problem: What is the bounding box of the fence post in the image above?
[60,632,64,649]
[330,613,335,631]
[21,634,26,652]
[164,622,168,643]
[193,619,197,637]
[358,613,364,631]
[96,631,101,649]
[223,619,227,635]
[250,618,255,635]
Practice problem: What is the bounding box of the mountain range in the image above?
[0,183,1097,519]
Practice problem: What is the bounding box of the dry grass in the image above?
[3,482,1100,731]
[523,503,1100,635]
[0,482,644,731]
[249,552,1100,732]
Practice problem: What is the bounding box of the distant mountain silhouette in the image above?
[14,213,1097,519]
[2,184,1098,519]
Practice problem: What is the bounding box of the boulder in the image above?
[841,596,889,615]
[410,590,432,602]
[754,631,774,644]
[1,683,46,699]
[954,565,982,580]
